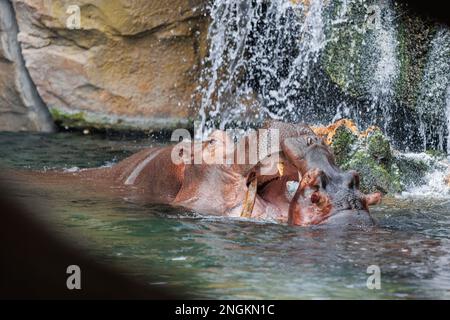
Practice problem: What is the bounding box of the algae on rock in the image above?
[322,121,434,194]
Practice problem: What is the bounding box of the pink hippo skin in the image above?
[13,121,381,227]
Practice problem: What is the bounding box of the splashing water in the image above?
[195,0,450,153]
[367,0,399,131]
[447,86,450,152]
[191,0,450,200]
[416,28,450,151]
[196,0,327,138]
[196,0,400,136]
[397,152,450,199]
[401,169,450,199]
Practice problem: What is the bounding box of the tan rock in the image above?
[312,119,379,145]
[0,0,54,132]
[12,0,209,130]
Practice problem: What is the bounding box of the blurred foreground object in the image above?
[0,176,182,299]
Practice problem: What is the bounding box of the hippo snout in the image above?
[324,209,377,228]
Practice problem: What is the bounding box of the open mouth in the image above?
[240,150,381,224]
[241,158,301,218]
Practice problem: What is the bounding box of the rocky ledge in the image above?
[313,119,449,194]
[0,0,209,132]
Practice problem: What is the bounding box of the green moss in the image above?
[343,150,402,194]
[332,126,435,194]
[50,108,90,128]
[425,149,447,159]
[366,129,392,165]
[395,5,437,108]
[49,107,192,136]
[331,125,444,194]
[393,154,430,188]
[331,126,358,166]
[322,0,368,98]
[322,0,439,114]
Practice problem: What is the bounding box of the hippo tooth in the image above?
[241,178,258,218]
[277,162,285,176]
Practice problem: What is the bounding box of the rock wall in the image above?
[1,0,209,132]
[0,0,54,132]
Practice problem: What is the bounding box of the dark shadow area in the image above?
[397,0,450,26]
[0,177,185,299]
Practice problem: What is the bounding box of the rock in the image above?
[395,10,437,108]
[11,0,209,131]
[366,129,393,166]
[313,119,440,194]
[393,153,430,188]
[320,1,450,151]
[330,124,402,194]
[322,1,368,98]
[344,149,402,194]
[328,125,357,165]
[0,0,54,132]
[310,121,359,166]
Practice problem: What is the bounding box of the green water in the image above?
[1,132,450,299]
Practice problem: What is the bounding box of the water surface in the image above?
[1,132,450,299]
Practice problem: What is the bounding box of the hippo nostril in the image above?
[347,171,360,189]
[319,171,329,189]
[311,192,320,204]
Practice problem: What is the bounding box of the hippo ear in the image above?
[364,192,382,206]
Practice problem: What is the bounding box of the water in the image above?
[197,0,328,136]
[2,132,450,299]
[416,27,450,151]
[196,0,450,151]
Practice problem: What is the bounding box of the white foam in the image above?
[400,168,450,199]
[396,152,435,163]
[100,160,117,168]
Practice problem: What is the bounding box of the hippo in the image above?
[18,121,381,227]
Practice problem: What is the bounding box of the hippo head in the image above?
[194,124,380,226]
[280,135,381,227]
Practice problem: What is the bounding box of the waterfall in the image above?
[0,0,55,132]
[196,0,450,153]
[446,86,450,154]
[367,0,399,131]
[196,0,326,138]
[416,28,450,151]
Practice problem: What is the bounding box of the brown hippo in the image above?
[17,121,381,227]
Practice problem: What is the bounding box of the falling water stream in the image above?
[196,0,450,153]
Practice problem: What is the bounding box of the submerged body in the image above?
[18,122,381,227]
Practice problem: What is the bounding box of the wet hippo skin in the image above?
[18,121,381,227]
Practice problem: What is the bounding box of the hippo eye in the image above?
[307,137,313,146]
[209,139,216,145]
